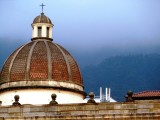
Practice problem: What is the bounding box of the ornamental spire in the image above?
[40,3,45,13]
[31,3,53,41]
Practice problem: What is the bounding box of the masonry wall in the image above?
[0,100,160,120]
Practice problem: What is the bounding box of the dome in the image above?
[33,12,52,24]
[0,12,85,105]
[0,39,83,88]
[0,39,85,105]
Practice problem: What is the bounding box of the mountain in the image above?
[82,54,160,101]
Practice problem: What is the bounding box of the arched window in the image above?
[47,27,49,37]
[38,27,42,37]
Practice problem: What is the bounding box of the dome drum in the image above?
[0,88,85,105]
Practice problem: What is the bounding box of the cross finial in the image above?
[40,3,45,13]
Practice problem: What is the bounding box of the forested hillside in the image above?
[82,54,160,101]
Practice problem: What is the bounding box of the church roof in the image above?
[33,12,52,24]
[0,40,83,89]
[133,90,160,100]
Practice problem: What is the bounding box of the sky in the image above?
[1,0,160,67]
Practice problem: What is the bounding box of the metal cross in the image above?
[40,3,45,12]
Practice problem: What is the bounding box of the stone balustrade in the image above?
[0,100,160,119]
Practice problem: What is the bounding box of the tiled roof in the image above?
[133,90,160,98]
[0,40,83,86]
[33,12,52,24]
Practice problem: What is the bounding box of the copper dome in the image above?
[33,12,52,24]
[0,40,83,87]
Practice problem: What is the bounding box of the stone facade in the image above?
[0,100,160,119]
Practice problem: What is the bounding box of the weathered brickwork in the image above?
[0,101,160,119]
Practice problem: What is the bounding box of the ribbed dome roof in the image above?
[0,40,83,87]
[33,12,52,24]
